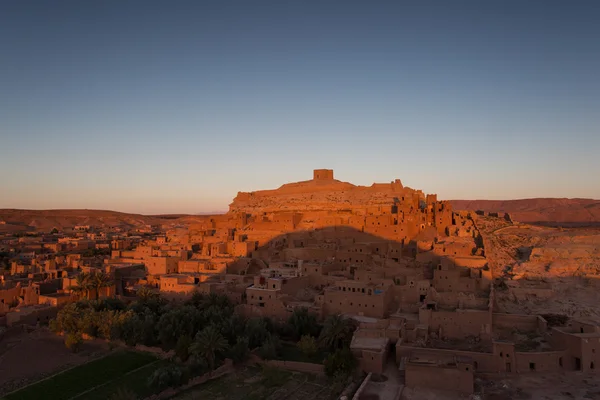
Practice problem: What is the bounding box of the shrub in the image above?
[324,348,357,378]
[147,365,188,391]
[65,332,83,353]
[297,335,318,357]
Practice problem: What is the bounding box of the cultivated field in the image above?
[0,329,108,397]
[172,366,338,400]
[3,350,157,400]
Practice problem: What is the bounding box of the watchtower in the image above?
[313,169,334,180]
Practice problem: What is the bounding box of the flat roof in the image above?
[350,336,389,352]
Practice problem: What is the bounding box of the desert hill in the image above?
[0,209,167,233]
[451,198,600,227]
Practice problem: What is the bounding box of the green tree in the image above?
[175,335,193,362]
[89,271,113,300]
[69,272,91,300]
[258,333,280,360]
[288,307,320,340]
[318,314,356,352]
[297,334,318,358]
[228,336,250,363]
[156,305,203,348]
[189,326,228,370]
[245,317,270,349]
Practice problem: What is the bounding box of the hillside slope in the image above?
[450,198,600,226]
[0,209,165,232]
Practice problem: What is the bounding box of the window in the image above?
[529,362,536,371]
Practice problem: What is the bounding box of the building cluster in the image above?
[0,224,150,326]
[1,169,598,395]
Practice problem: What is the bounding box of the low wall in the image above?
[351,372,372,400]
[397,345,496,373]
[143,359,234,400]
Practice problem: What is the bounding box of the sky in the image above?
[1,1,599,214]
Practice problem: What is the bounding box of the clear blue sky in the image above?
[1,1,599,214]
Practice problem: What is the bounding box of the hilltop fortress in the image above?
[227,169,454,242]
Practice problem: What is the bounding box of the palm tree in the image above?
[190,326,228,371]
[69,272,91,300]
[288,307,320,339]
[318,314,356,351]
[89,271,113,299]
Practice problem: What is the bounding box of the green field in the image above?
[4,351,158,400]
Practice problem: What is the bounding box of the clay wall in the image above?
[347,216,366,230]
[405,363,473,394]
[354,269,385,282]
[6,305,58,326]
[282,248,335,262]
[355,349,387,374]
[420,309,491,339]
[145,256,179,276]
[324,289,390,318]
[397,344,499,373]
[178,260,210,273]
[0,285,20,306]
[493,313,540,332]
[334,251,371,266]
[515,351,565,373]
[579,335,600,372]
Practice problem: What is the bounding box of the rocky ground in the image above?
[452,198,600,227]
[474,216,600,319]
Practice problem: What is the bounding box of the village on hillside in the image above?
[2,170,600,400]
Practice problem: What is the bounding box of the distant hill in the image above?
[0,209,165,233]
[450,198,600,227]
